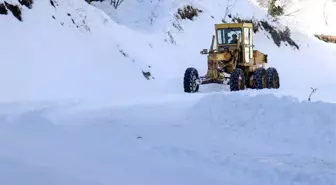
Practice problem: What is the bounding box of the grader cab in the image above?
[183,22,280,92]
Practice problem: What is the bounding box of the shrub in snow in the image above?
[110,0,124,9]
[256,0,289,18]
[86,0,123,9]
[259,21,298,49]
[176,5,202,21]
[227,15,259,33]
[50,0,56,8]
[0,0,33,20]
[19,0,33,9]
[142,71,152,80]
[4,1,22,21]
[230,15,299,50]
[267,0,284,17]
[0,3,8,15]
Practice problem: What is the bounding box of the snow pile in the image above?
[0,93,335,185]
[0,0,160,102]
[282,0,336,35]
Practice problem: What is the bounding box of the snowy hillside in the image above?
[0,0,160,102]
[0,0,336,184]
[281,0,336,35]
[1,0,336,102]
[92,0,336,102]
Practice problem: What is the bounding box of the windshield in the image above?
[217,28,242,45]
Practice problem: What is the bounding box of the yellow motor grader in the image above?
[183,22,280,92]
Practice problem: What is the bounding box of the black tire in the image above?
[184,67,199,93]
[230,68,246,91]
[253,68,267,89]
[266,67,280,89]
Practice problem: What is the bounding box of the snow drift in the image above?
[0,0,160,102]
[282,0,336,35]
[0,93,335,185]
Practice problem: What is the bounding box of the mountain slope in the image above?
[281,0,336,35]
[0,0,159,102]
[1,0,336,102]
[92,0,336,102]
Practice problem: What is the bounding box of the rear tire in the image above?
[230,68,246,91]
[266,67,280,89]
[184,67,199,93]
[253,68,267,89]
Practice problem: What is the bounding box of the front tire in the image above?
[266,67,280,89]
[230,68,246,91]
[184,67,199,93]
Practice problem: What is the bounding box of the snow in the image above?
[0,0,160,102]
[1,0,336,102]
[0,0,336,184]
[0,93,335,185]
[91,0,336,103]
[282,0,336,35]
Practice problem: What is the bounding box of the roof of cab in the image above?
[214,22,253,29]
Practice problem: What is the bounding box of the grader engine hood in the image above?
[253,50,268,63]
[208,51,232,62]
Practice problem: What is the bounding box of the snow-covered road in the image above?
[0,92,335,185]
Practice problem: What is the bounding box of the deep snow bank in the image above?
[189,93,336,158]
[0,0,161,102]
[282,0,336,35]
[0,93,335,185]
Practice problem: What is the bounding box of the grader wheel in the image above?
[230,68,246,91]
[253,68,267,89]
[266,67,280,89]
[183,67,200,93]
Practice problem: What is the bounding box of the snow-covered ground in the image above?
[0,93,335,185]
[0,0,336,184]
[282,0,336,35]
[0,0,162,102]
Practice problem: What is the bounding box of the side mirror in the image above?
[200,49,208,55]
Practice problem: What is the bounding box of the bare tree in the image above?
[323,0,336,26]
[149,0,161,25]
[323,0,328,26]
[256,0,269,8]
[222,0,237,23]
[110,0,124,9]
[308,87,318,102]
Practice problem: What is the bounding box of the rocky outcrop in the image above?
[0,0,33,21]
[314,34,336,43]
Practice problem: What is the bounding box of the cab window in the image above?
[216,28,242,45]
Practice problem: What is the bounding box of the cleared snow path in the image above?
[0,93,335,185]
